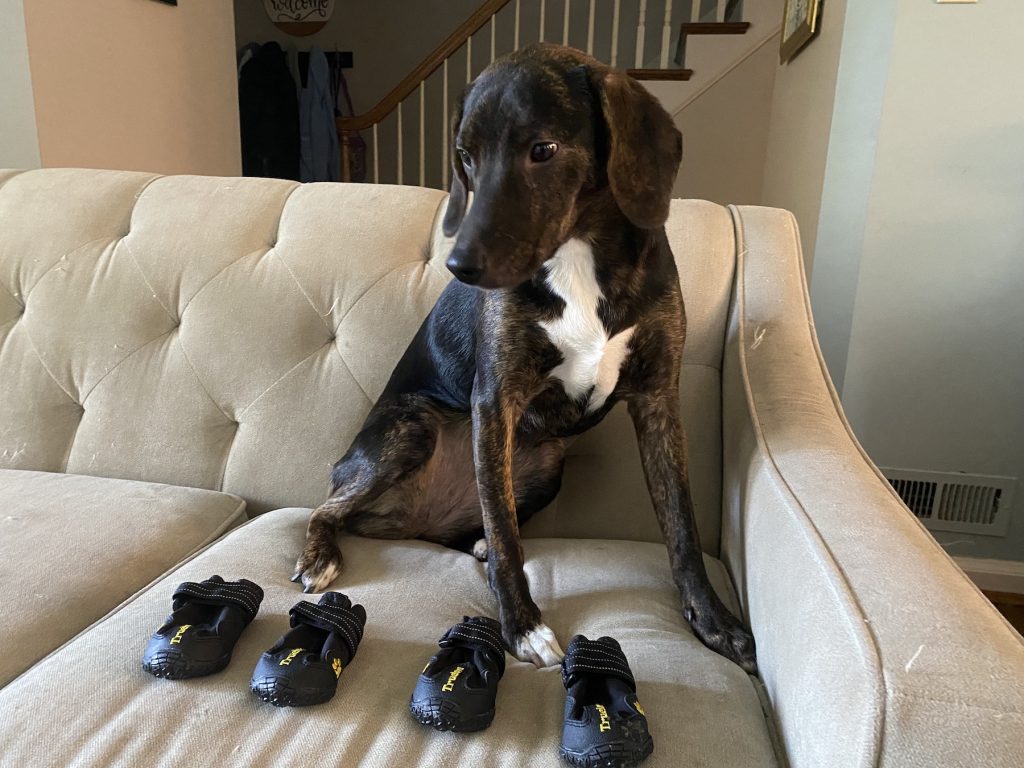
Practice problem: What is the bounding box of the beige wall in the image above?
[24,0,240,176]
[839,0,1024,562]
[759,0,847,271]
[671,34,779,206]
[0,0,40,169]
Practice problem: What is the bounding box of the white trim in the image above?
[955,557,1024,594]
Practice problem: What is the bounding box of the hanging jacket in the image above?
[238,42,300,181]
[299,46,340,183]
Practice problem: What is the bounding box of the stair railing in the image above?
[336,0,738,188]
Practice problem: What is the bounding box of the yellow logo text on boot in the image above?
[633,700,646,716]
[442,665,465,692]
[279,648,304,666]
[332,658,343,678]
[595,703,612,732]
[170,625,191,645]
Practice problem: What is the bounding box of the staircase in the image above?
[337,0,774,189]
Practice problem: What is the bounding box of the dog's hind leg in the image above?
[450,436,566,562]
[293,395,442,593]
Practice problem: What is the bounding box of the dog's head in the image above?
[442,44,682,289]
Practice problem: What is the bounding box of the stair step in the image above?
[674,21,751,66]
[680,22,751,35]
[627,68,693,81]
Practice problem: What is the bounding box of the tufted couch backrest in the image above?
[0,169,736,553]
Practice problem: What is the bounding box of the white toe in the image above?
[300,560,341,593]
[471,538,488,561]
[514,623,564,667]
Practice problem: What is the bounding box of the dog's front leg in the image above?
[628,392,758,673]
[472,383,564,667]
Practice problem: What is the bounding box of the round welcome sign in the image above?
[263,0,335,37]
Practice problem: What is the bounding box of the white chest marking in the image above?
[538,239,635,413]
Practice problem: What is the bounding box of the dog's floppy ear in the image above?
[592,69,683,229]
[442,87,471,236]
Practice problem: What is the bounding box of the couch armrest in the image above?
[720,205,1024,768]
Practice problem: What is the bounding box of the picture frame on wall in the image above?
[780,0,822,63]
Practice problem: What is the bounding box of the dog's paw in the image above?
[685,603,758,674]
[291,540,344,594]
[471,538,488,562]
[509,622,564,668]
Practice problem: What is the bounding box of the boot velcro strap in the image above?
[290,601,364,657]
[172,580,263,622]
[439,619,506,674]
[561,638,636,689]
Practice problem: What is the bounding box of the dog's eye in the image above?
[457,148,472,167]
[530,142,559,163]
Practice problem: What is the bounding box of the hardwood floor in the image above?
[984,590,1024,635]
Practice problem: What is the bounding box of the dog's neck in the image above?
[562,190,662,309]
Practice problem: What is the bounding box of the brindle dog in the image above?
[293,43,757,672]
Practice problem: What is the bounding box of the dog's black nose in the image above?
[446,253,484,285]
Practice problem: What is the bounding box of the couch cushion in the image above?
[0,469,245,687]
[0,507,776,767]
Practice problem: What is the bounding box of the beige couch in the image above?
[0,168,1020,767]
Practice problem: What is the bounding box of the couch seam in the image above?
[728,204,886,768]
[331,258,436,335]
[886,687,1024,716]
[120,237,178,323]
[234,337,351,420]
[174,333,235,423]
[178,244,272,318]
[331,339,376,405]
[79,325,177,404]
[125,174,165,232]
[0,273,19,308]
[18,323,80,405]
[24,235,119,299]
[217,421,242,492]
[272,248,335,337]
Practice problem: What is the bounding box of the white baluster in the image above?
[690,0,700,23]
[467,36,472,84]
[660,0,673,68]
[717,0,726,22]
[397,102,403,185]
[563,0,571,46]
[490,14,496,62]
[442,59,449,189]
[539,0,546,42]
[610,0,620,67]
[419,81,425,187]
[586,0,595,54]
[635,0,647,68]
[372,122,379,184]
[514,0,520,49]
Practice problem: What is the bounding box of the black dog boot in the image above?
[559,635,653,768]
[142,576,264,680]
[250,592,366,707]
[409,616,506,732]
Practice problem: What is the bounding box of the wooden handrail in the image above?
[337,0,512,131]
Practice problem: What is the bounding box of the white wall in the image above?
[24,0,240,176]
[839,0,1024,562]
[0,0,40,169]
[759,0,846,272]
